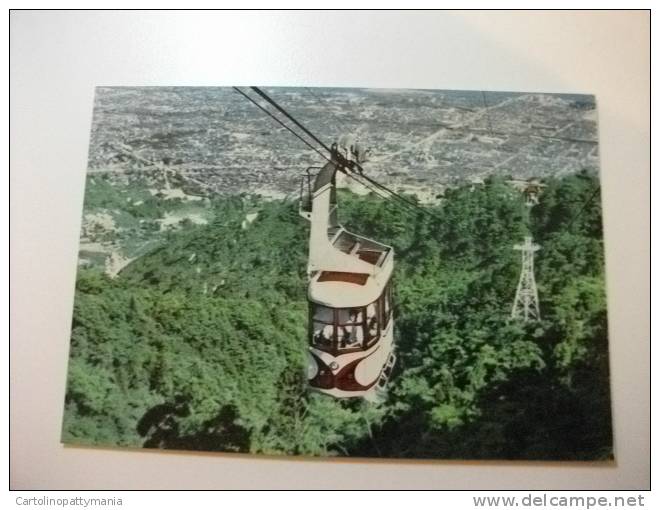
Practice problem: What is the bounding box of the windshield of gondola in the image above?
[311,302,384,350]
[312,305,334,349]
[337,307,364,350]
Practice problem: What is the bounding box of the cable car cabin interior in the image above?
[310,281,393,356]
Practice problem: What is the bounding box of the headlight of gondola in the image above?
[308,353,334,389]
[307,352,318,379]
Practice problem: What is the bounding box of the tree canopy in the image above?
[62,172,612,460]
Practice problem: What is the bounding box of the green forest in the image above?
[62,171,612,460]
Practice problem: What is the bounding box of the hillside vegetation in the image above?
[62,172,612,460]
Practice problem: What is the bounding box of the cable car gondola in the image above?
[299,141,396,401]
[234,86,401,401]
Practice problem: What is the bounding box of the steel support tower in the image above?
[511,236,541,322]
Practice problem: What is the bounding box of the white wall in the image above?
[10,10,650,489]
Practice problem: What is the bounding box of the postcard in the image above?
[62,86,611,460]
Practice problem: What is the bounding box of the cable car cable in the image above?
[241,86,443,221]
[300,89,419,212]
[566,184,601,229]
[343,172,422,215]
[271,90,444,220]
[232,87,331,163]
[356,171,443,222]
[251,86,333,155]
[249,87,434,217]
[234,87,416,214]
[234,88,415,216]
[239,87,600,241]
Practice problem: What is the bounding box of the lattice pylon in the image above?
[511,236,541,322]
